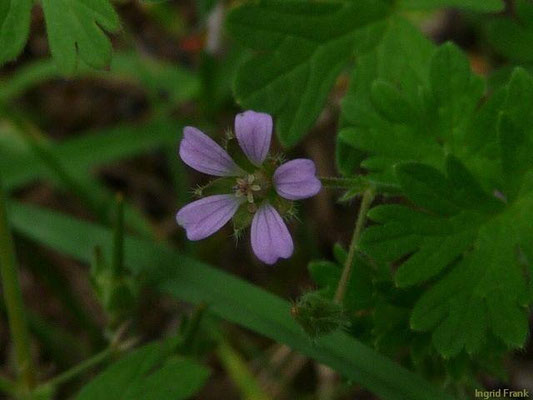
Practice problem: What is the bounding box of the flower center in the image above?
[234,174,262,204]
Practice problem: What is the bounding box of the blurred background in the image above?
[1,0,532,399]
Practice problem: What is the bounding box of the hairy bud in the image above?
[291,292,347,339]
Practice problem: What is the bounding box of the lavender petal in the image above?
[179,126,242,176]
[235,110,273,166]
[273,159,322,200]
[176,195,243,240]
[251,204,293,264]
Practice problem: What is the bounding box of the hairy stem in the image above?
[334,187,375,304]
[319,176,364,189]
[0,175,36,390]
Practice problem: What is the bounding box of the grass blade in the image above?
[8,202,455,400]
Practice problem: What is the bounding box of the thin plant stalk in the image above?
[216,339,272,400]
[0,175,35,390]
[334,187,375,304]
[112,194,125,276]
[319,176,364,190]
[39,347,114,391]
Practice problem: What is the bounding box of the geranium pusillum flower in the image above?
[176,110,321,264]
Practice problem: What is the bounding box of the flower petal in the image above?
[176,195,243,240]
[179,126,242,176]
[273,159,322,200]
[251,204,293,264]
[235,110,273,165]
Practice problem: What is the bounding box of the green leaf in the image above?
[394,162,460,216]
[361,154,533,356]
[8,202,455,400]
[0,119,178,191]
[76,343,209,400]
[431,296,487,358]
[429,44,485,143]
[498,69,533,200]
[226,0,391,147]
[400,0,504,12]
[338,25,492,188]
[370,80,419,124]
[41,0,120,74]
[0,0,32,65]
[337,17,435,183]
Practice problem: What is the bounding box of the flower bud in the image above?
[291,292,348,339]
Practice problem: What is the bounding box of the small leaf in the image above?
[76,343,209,400]
[41,0,120,74]
[486,291,529,348]
[370,80,419,124]
[432,296,486,358]
[498,68,533,199]
[0,0,32,65]
[128,357,210,400]
[429,43,485,146]
[445,155,503,213]
[394,162,459,216]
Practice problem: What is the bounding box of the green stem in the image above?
[216,339,272,400]
[40,347,114,390]
[334,187,375,304]
[112,194,125,276]
[320,176,401,193]
[319,176,364,189]
[0,175,36,389]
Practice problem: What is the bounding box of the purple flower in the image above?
[273,159,322,200]
[179,126,243,176]
[176,110,322,264]
[235,110,272,165]
[176,195,244,241]
[251,204,294,265]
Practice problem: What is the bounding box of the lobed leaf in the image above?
[41,0,120,74]
[361,152,533,357]
[226,0,391,147]
[338,24,496,189]
[0,0,32,66]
